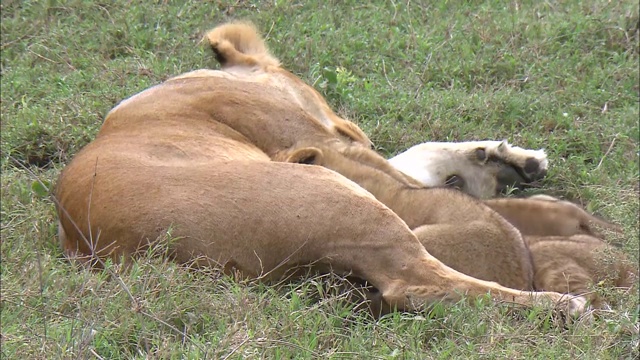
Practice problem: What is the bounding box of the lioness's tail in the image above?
[205,21,280,68]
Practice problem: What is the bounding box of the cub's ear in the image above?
[286,147,323,165]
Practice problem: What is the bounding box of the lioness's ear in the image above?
[335,122,373,148]
[286,147,323,165]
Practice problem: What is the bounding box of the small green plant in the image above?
[311,64,359,102]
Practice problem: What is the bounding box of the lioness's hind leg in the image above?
[264,145,586,316]
[205,21,280,68]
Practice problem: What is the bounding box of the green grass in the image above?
[2,0,638,358]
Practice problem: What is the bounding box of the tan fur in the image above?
[526,235,637,308]
[484,195,622,238]
[205,21,281,68]
[56,22,587,316]
[276,142,634,306]
[274,141,535,291]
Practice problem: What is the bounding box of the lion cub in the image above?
[526,234,637,308]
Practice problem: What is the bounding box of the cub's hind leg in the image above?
[412,221,534,291]
[526,234,637,308]
[484,196,622,237]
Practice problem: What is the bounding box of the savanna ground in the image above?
[1,0,639,358]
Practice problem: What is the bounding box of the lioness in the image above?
[56,21,586,315]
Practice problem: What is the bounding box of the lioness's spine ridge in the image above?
[205,21,280,68]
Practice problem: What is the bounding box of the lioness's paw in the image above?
[485,140,548,182]
[208,39,234,64]
[539,292,591,322]
[388,139,550,198]
[474,140,548,195]
[559,294,589,318]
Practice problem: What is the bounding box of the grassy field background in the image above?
[2,0,638,358]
